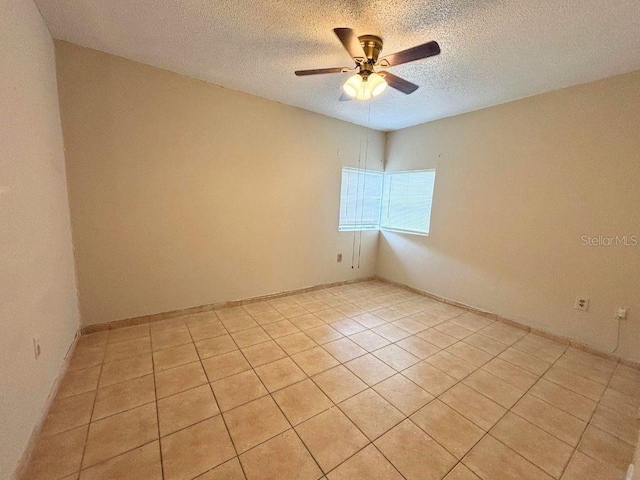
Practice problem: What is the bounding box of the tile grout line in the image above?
[455,337,626,478]
[559,362,622,478]
[74,331,108,479]
[298,363,408,479]
[66,331,614,479]
[149,328,165,480]
[29,285,407,478]
[281,298,460,478]
[233,298,409,478]
[271,286,634,476]
[450,336,569,479]
[53,316,593,420]
[45,282,637,480]
[502,354,606,440]
[396,342,526,477]
[70,315,537,430]
[185,312,250,480]
[231,306,328,479]
[58,325,521,442]
[327,406,408,480]
[295,298,487,478]
[199,302,363,475]
[358,322,554,477]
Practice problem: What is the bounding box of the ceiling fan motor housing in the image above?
[358,35,383,64]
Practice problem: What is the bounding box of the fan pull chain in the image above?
[357,99,373,269]
[351,117,365,269]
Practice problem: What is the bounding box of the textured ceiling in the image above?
[36,0,640,131]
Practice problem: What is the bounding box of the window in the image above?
[381,170,436,235]
[338,167,436,235]
[338,168,384,231]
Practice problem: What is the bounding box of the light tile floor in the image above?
[23,281,640,480]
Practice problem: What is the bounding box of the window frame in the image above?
[337,167,384,232]
[337,167,436,236]
[379,168,436,236]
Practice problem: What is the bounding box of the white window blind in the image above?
[339,168,384,231]
[380,170,436,235]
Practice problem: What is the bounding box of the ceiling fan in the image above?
[295,28,440,100]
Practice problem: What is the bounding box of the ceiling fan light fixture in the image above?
[343,74,363,98]
[343,72,387,100]
[368,72,387,97]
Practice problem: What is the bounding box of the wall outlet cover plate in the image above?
[574,297,589,311]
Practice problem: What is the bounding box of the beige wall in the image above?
[0,1,80,478]
[55,41,384,326]
[378,71,640,361]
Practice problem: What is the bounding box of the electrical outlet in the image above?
[337,253,343,263]
[574,297,589,312]
[616,307,628,319]
[33,338,41,360]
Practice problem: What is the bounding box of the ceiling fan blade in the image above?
[378,41,440,67]
[380,71,419,94]
[333,28,366,62]
[338,92,353,102]
[295,67,346,76]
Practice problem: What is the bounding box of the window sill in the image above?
[338,226,379,232]
[338,226,429,236]
[380,227,429,237]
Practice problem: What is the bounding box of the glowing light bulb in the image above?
[343,74,363,98]
[343,73,387,100]
[368,73,387,97]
